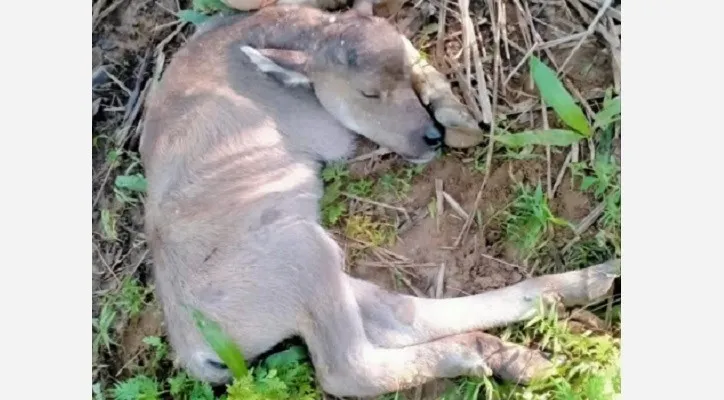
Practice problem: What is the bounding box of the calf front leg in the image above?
[358,0,489,147]
[400,36,489,148]
[351,260,620,348]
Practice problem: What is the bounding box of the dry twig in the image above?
[557,0,614,74]
[341,192,410,221]
[435,179,444,232]
[93,0,128,31]
[442,191,470,220]
[452,0,502,248]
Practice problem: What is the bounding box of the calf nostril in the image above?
[423,125,443,147]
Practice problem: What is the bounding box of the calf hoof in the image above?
[471,332,555,385]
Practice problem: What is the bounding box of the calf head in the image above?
[240,8,443,163]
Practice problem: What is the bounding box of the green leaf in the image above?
[189,380,216,400]
[142,336,162,347]
[495,130,584,148]
[593,96,621,130]
[264,346,308,369]
[106,149,120,165]
[177,9,211,26]
[168,375,186,396]
[324,203,345,226]
[115,173,148,193]
[190,308,248,379]
[581,176,597,191]
[529,56,591,136]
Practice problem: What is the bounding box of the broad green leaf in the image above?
[115,174,147,193]
[177,9,210,26]
[593,96,621,130]
[191,308,248,379]
[495,129,584,148]
[529,56,591,136]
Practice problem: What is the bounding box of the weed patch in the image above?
[443,304,620,400]
[504,183,571,260]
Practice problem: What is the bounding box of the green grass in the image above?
[93,303,118,355]
[570,148,621,256]
[438,302,620,400]
[375,164,426,200]
[503,183,572,260]
[93,276,151,356]
[563,239,615,271]
[369,302,620,400]
[97,308,322,400]
[319,162,425,247]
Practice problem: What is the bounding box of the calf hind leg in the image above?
[350,261,620,348]
[300,270,552,398]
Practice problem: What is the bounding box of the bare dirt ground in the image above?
[92,0,621,398]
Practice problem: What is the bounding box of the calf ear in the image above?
[240,46,312,87]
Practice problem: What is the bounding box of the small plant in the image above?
[375,164,425,200]
[494,56,620,153]
[105,146,148,205]
[226,346,320,400]
[115,276,148,317]
[191,308,322,400]
[93,277,150,360]
[572,158,619,200]
[167,372,216,400]
[494,56,592,149]
[344,215,396,247]
[320,163,349,226]
[571,156,621,255]
[563,239,614,271]
[504,183,571,259]
[142,336,169,373]
[444,302,620,400]
[93,304,118,354]
[177,0,236,26]
[111,375,162,400]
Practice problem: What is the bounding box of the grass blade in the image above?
[495,130,584,147]
[529,56,591,136]
[593,96,621,130]
[191,308,248,379]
